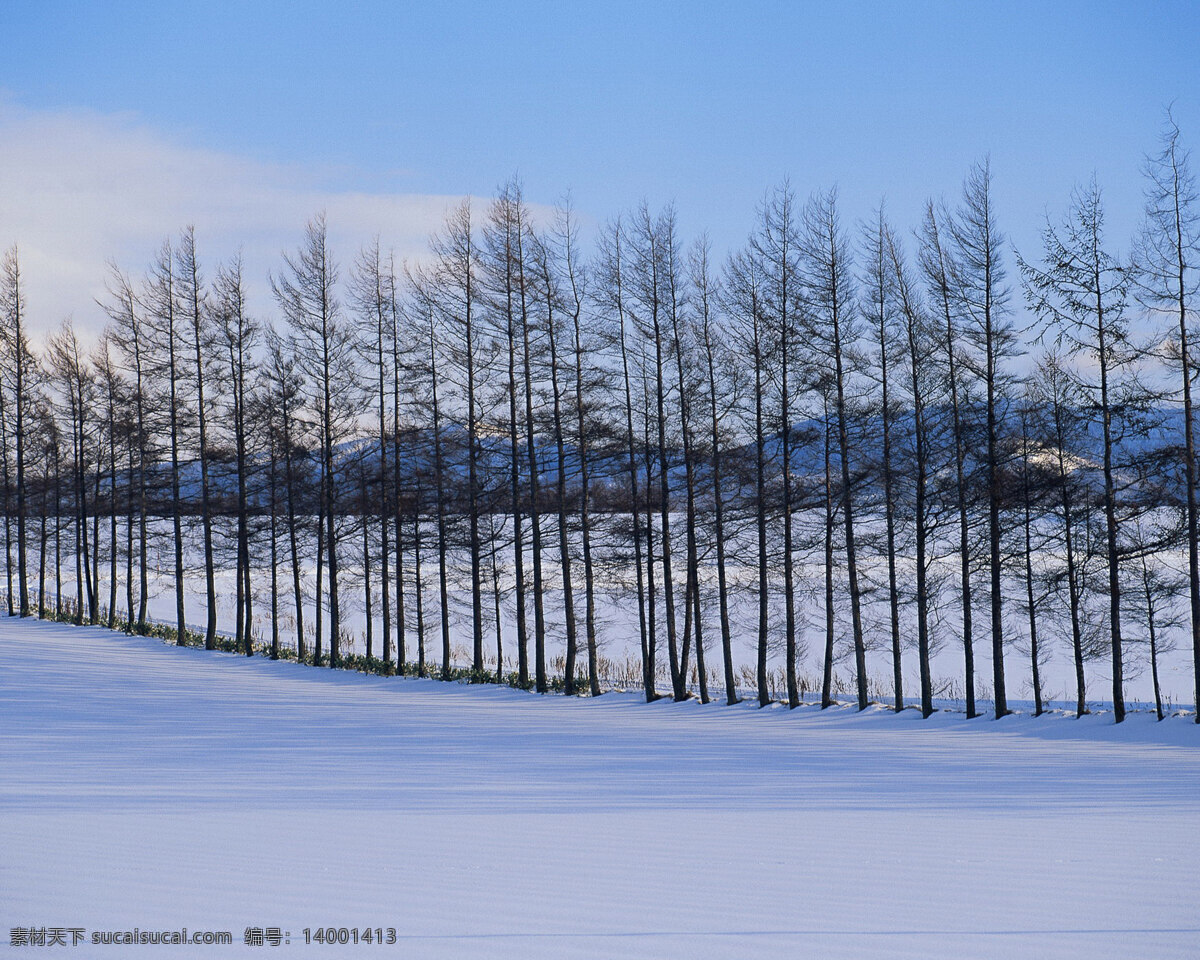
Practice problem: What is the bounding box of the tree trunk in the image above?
[544,272,579,694]
[821,387,836,708]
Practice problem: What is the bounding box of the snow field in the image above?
[3,615,1199,958]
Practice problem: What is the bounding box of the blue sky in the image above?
[1,0,1198,332]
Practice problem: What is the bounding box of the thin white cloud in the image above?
[0,98,471,340]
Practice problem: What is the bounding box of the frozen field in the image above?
[3,614,1200,959]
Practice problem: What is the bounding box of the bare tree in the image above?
[177,226,219,648]
[46,321,96,623]
[263,330,306,658]
[753,183,802,706]
[553,201,603,694]
[623,204,688,699]
[218,256,260,654]
[521,214,550,692]
[1,246,31,616]
[950,159,1017,719]
[0,322,13,615]
[531,225,581,693]
[887,225,938,716]
[567,213,603,697]
[596,217,657,700]
[482,180,533,686]
[725,240,773,705]
[387,256,409,670]
[425,201,488,674]
[1020,178,1135,721]
[863,208,905,710]
[145,239,188,642]
[93,334,124,628]
[102,266,151,631]
[801,188,868,709]
[920,201,981,718]
[274,214,357,665]
[1134,113,1200,722]
[352,238,393,663]
[693,236,740,705]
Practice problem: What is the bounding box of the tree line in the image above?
[2,120,1198,724]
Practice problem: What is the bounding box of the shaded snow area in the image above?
[3,616,1199,959]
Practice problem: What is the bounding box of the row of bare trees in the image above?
[2,123,1198,723]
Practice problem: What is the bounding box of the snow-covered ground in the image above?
[3,614,1199,959]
